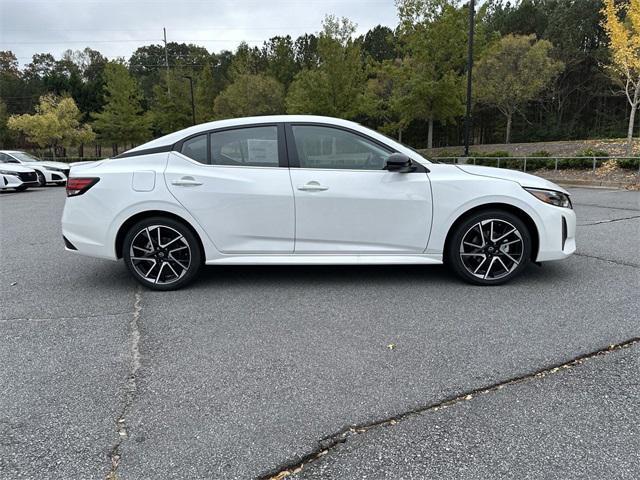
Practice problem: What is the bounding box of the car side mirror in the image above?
[385,153,415,173]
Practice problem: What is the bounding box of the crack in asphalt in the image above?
[574,252,640,268]
[106,287,143,480]
[578,214,640,226]
[260,338,640,480]
[572,202,640,212]
[0,311,134,323]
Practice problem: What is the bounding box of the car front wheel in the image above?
[123,217,202,291]
[36,171,46,187]
[447,210,532,285]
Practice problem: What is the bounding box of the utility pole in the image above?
[163,27,170,95]
[183,75,196,125]
[463,0,475,157]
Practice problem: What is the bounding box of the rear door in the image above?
[287,123,432,253]
[165,124,295,254]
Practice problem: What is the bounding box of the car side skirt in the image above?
[205,254,444,265]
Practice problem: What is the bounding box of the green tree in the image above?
[149,72,193,134]
[474,34,564,143]
[293,34,319,69]
[229,42,267,79]
[0,99,14,148]
[286,16,365,117]
[8,94,95,158]
[393,0,473,148]
[358,60,408,140]
[0,51,25,114]
[263,36,299,88]
[542,0,609,138]
[91,62,150,150]
[360,25,397,63]
[394,61,464,148]
[213,74,285,118]
[194,66,217,123]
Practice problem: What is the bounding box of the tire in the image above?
[123,216,202,291]
[15,185,28,192]
[446,209,532,286]
[36,171,46,187]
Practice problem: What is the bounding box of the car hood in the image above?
[38,160,70,169]
[456,165,569,194]
[0,164,36,173]
[69,159,105,169]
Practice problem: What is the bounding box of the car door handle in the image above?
[297,181,328,192]
[171,177,202,187]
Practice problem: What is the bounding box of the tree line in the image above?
[1,0,639,158]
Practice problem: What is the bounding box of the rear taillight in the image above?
[66,177,99,197]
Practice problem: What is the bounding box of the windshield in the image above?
[11,152,41,162]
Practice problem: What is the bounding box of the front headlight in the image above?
[524,187,572,209]
[0,170,17,176]
[46,167,64,172]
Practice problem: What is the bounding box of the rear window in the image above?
[210,126,279,167]
[180,134,208,164]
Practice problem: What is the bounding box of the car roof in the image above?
[126,115,363,153]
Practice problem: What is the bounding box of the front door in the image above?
[165,125,295,254]
[287,124,432,254]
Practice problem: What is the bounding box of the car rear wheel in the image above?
[123,217,202,291]
[36,171,46,187]
[447,210,532,285]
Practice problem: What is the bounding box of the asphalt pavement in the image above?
[0,186,638,480]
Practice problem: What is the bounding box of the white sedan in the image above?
[1,173,24,191]
[62,115,576,290]
[0,150,70,186]
[0,162,39,191]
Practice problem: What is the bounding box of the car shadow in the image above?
[190,260,571,291]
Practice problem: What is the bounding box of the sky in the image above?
[1,0,399,65]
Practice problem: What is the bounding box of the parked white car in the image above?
[0,162,39,191]
[0,150,70,186]
[0,173,25,191]
[62,115,576,290]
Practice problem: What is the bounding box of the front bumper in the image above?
[1,174,23,190]
[46,169,69,183]
[535,207,576,261]
[15,170,39,186]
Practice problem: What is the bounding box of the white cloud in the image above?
[1,0,398,63]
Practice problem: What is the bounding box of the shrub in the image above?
[529,150,551,157]
[471,151,509,167]
[577,148,609,158]
[616,157,640,170]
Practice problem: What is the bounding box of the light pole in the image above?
[183,75,196,126]
[463,0,475,157]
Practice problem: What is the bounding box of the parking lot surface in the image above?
[0,186,638,479]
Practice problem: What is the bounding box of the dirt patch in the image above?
[534,167,640,190]
[421,138,640,157]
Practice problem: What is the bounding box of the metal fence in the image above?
[432,156,640,174]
